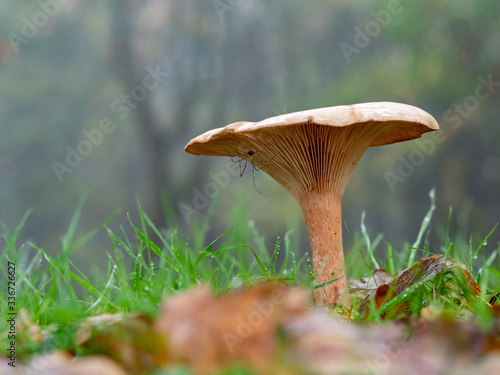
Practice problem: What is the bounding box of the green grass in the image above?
[1,191,499,366]
[0,196,312,360]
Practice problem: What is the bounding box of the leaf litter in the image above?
[2,256,500,375]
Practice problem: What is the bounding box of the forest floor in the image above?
[1,195,500,375]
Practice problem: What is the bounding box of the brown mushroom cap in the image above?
[185,101,438,201]
[185,102,438,155]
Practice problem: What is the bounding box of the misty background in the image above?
[1,0,499,273]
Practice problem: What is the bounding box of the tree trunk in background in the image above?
[108,1,222,231]
[109,0,169,228]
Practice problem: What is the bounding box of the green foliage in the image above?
[0,198,308,356]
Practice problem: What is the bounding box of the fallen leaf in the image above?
[358,255,481,318]
[349,268,394,299]
[393,255,480,295]
[7,352,129,375]
[154,282,309,373]
[16,309,43,345]
[76,313,168,373]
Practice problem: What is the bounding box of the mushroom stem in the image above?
[301,191,347,306]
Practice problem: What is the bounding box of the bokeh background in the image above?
[1,0,499,271]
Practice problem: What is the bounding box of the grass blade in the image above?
[408,188,436,266]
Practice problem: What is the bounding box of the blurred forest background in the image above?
[0,0,499,272]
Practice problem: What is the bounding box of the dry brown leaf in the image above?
[0,357,18,375]
[287,310,500,375]
[4,282,500,375]
[393,255,480,295]
[373,285,405,320]
[286,310,405,374]
[4,352,129,375]
[471,354,500,375]
[461,267,482,295]
[382,318,500,375]
[357,255,482,318]
[16,309,43,345]
[349,268,394,299]
[154,282,309,373]
[75,313,168,374]
[489,292,500,305]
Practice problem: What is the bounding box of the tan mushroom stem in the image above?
[301,192,345,304]
[212,123,385,305]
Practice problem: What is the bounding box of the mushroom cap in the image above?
[185,101,439,201]
[185,102,439,156]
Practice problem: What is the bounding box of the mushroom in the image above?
[185,102,439,306]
